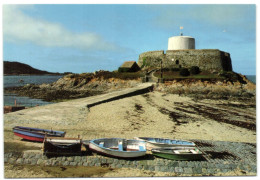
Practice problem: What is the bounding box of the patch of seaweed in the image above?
[192,141,214,147]
[219,103,256,109]
[175,107,195,114]
[135,104,144,113]
[187,104,256,131]
[245,143,256,148]
[159,107,188,126]
[204,151,239,160]
[173,102,184,106]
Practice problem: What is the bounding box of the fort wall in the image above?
[138,49,232,71]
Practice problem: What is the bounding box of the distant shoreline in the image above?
[4,74,65,76]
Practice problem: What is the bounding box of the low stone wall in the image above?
[4,140,257,176]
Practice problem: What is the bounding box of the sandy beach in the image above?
[4,91,256,177]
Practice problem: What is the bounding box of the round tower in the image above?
[168,35,195,50]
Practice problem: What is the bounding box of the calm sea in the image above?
[246,75,256,84]
[4,75,63,107]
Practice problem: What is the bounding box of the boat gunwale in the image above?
[135,137,195,146]
[90,138,146,153]
[89,144,146,159]
[13,126,65,135]
[13,129,64,137]
[151,147,204,156]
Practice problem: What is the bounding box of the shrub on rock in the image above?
[190,66,200,75]
[180,68,190,76]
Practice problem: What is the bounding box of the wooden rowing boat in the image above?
[43,137,82,156]
[13,126,66,142]
[134,137,195,150]
[151,147,204,160]
[89,138,146,158]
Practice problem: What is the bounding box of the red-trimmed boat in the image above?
[13,126,66,142]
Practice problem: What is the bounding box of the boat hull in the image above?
[146,143,193,151]
[43,137,82,156]
[89,138,146,159]
[13,126,66,142]
[14,132,44,142]
[152,151,203,160]
[151,147,204,161]
[135,137,195,151]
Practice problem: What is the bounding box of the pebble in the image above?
[16,158,23,164]
[184,167,193,174]
[69,162,77,166]
[37,159,44,165]
[83,162,89,166]
[175,167,184,173]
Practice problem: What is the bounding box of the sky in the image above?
[2,3,256,75]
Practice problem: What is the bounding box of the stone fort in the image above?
[137,34,233,72]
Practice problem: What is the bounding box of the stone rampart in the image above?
[138,50,165,68]
[138,49,232,71]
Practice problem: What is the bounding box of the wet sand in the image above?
[5,163,255,178]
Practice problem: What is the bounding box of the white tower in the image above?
[168,35,195,50]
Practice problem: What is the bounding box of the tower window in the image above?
[176,60,179,65]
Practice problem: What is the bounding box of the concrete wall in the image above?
[138,49,232,72]
[168,36,195,50]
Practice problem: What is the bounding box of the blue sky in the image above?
[3,4,256,75]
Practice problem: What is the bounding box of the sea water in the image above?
[4,75,64,88]
[246,75,256,84]
[4,75,63,107]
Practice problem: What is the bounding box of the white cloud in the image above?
[3,5,118,51]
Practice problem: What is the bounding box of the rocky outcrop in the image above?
[4,70,255,103]
[45,75,141,92]
[4,73,142,102]
[155,75,255,101]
